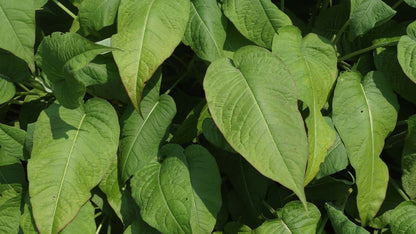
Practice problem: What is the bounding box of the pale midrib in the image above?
[281,220,293,233]
[235,69,299,191]
[157,164,186,233]
[359,83,375,213]
[122,101,159,176]
[191,3,222,56]
[51,113,87,229]
[0,6,25,55]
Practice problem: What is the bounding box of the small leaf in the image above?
[78,0,120,35]
[402,115,416,199]
[398,21,416,84]
[390,201,416,233]
[0,123,26,160]
[325,203,370,234]
[222,0,291,49]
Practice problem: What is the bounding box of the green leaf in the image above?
[306,177,352,202]
[184,145,222,233]
[349,0,396,40]
[0,123,26,160]
[112,0,190,110]
[0,149,26,186]
[60,202,95,234]
[36,32,114,109]
[183,0,227,62]
[78,0,120,34]
[405,0,416,8]
[203,45,308,203]
[202,118,235,153]
[131,144,192,234]
[253,201,321,234]
[390,201,416,233]
[402,115,416,199]
[0,184,23,234]
[272,26,338,184]
[222,22,253,58]
[171,101,208,144]
[35,0,48,9]
[398,21,416,84]
[0,77,14,105]
[0,50,32,82]
[123,219,160,234]
[0,0,35,71]
[27,98,120,234]
[19,194,38,234]
[222,0,291,49]
[332,71,399,225]
[325,203,370,234]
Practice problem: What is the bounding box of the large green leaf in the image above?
[27,98,120,234]
[222,0,291,49]
[272,26,337,184]
[184,145,222,233]
[112,0,189,110]
[0,184,23,234]
[332,71,399,225]
[349,0,396,40]
[398,21,416,84]
[0,123,26,160]
[60,202,95,234]
[131,144,192,234]
[36,32,114,109]
[0,77,14,105]
[203,45,308,203]
[390,201,416,233]
[325,203,370,234]
[0,0,35,71]
[253,201,321,234]
[183,0,227,62]
[78,0,120,34]
[402,115,416,199]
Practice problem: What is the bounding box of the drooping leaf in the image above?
[222,0,292,49]
[402,115,416,199]
[0,77,14,105]
[390,201,416,233]
[183,0,227,62]
[112,0,190,110]
[0,0,35,71]
[130,144,192,234]
[349,0,396,40]
[272,26,338,184]
[78,0,120,35]
[28,98,119,234]
[184,145,222,233]
[0,123,26,160]
[325,203,370,234]
[203,45,308,203]
[332,71,399,225]
[398,21,416,84]
[36,32,114,109]
[253,201,321,234]
[0,184,23,234]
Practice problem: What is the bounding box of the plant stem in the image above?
[17,83,30,92]
[332,19,350,45]
[52,0,76,19]
[95,217,107,234]
[262,200,277,217]
[389,177,410,201]
[338,39,399,61]
[392,0,405,9]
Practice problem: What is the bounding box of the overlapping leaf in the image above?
[0,123,26,160]
[390,201,416,233]
[398,21,416,84]
[78,0,120,34]
[402,115,416,199]
[325,203,370,234]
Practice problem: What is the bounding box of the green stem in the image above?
[52,0,76,19]
[17,83,30,92]
[262,200,278,217]
[338,39,399,61]
[95,217,107,234]
[332,19,350,45]
[392,0,405,9]
[390,177,410,201]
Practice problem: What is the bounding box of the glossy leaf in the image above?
[0,123,26,160]
[204,45,308,203]
[253,201,321,234]
[28,98,119,234]
[349,0,396,39]
[78,0,120,34]
[398,21,416,84]
[183,0,227,62]
[272,26,337,184]
[332,71,399,225]
[60,202,95,234]
[402,115,416,199]
[222,0,292,49]
[325,203,370,234]
[112,0,189,110]
[0,0,35,71]
[390,201,416,233]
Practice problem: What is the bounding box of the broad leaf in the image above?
[349,0,396,40]
[0,77,14,105]
[60,202,95,234]
[402,115,416,199]
[222,0,292,49]
[390,201,416,233]
[325,203,370,234]
[398,21,416,84]
[204,45,308,203]
[183,0,227,62]
[78,0,120,34]
[99,157,123,221]
[131,144,192,234]
[253,201,321,234]
[0,184,23,234]
[112,0,190,110]
[272,26,338,184]
[0,0,35,71]
[36,32,114,109]
[332,71,399,225]
[28,98,119,234]
[0,123,26,160]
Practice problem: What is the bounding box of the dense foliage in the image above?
[1,0,416,233]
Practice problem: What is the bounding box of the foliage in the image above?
[0,0,416,233]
